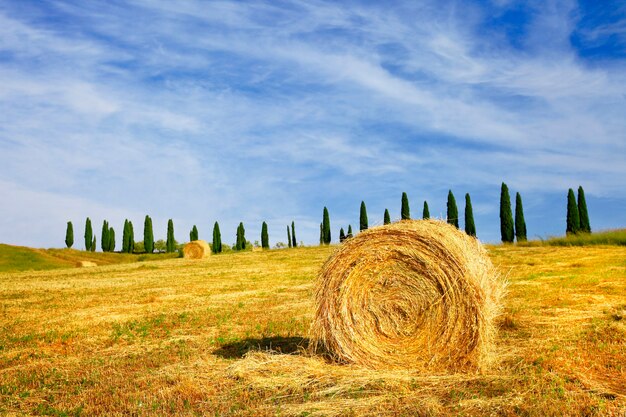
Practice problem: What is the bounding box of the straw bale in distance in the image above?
[310,219,504,371]
[76,260,97,268]
[183,240,211,259]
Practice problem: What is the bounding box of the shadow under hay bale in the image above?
[182,240,211,259]
[214,336,309,359]
[310,219,505,372]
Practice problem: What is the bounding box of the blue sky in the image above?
[1,0,625,248]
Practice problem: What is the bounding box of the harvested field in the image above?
[0,244,625,416]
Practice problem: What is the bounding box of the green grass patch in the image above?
[519,229,626,247]
[0,244,179,273]
[0,244,69,272]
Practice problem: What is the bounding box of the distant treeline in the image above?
[64,185,591,253]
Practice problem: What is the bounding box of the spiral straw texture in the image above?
[310,219,504,371]
[182,240,211,259]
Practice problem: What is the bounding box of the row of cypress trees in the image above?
[66,217,297,254]
[333,193,432,244]
[337,186,590,245]
[189,225,198,242]
[339,226,354,242]
[567,186,591,235]
[499,183,527,243]
[286,221,297,248]
[235,222,246,250]
[66,215,176,253]
[185,221,223,254]
[100,220,116,252]
[213,220,297,251]
[499,184,591,242]
[332,191,476,244]
[122,220,135,253]
[399,192,432,222]
[444,190,477,237]
[67,186,591,251]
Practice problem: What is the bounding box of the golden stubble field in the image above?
[0,244,625,416]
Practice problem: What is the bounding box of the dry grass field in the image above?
[0,243,625,416]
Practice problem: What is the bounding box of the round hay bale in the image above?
[76,260,97,268]
[183,240,211,259]
[310,219,504,371]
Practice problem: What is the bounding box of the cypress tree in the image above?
[108,227,114,251]
[212,221,222,254]
[84,217,93,251]
[566,188,580,235]
[515,192,527,242]
[339,228,346,242]
[401,192,410,220]
[464,193,476,237]
[236,224,242,250]
[360,201,368,231]
[347,225,353,239]
[287,226,292,248]
[238,222,246,249]
[578,186,591,233]
[261,222,269,249]
[91,235,96,252]
[500,183,514,243]
[129,221,135,253]
[291,221,297,248]
[65,221,74,248]
[122,220,130,253]
[447,190,459,228]
[423,201,430,220]
[101,220,110,252]
[322,207,331,244]
[166,219,175,253]
[144,215,154,253]
[384,209,391,225]
[190,225,198,242]
[149,217,154,253]
[319,222,323,245]
[108,227,115,252]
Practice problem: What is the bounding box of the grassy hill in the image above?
[0,244,177,272]
[0,243,624,415]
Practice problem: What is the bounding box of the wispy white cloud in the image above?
[0,0,625,246]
